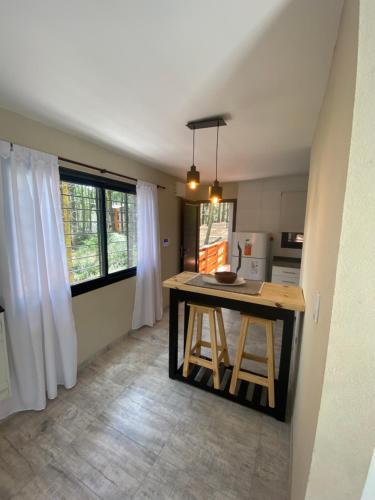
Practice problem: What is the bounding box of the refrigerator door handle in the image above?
[236,242,242,273]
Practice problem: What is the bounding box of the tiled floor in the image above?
[0,307,290,500]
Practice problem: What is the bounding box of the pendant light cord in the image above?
[215,122,219,181]
[192,128,195,165]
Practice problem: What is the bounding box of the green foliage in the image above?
[200,202,232,247]
[200,202,230,226]
[61,181,137,285]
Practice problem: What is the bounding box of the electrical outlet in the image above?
[313,292,320,324]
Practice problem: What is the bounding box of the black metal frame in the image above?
[59,156,166,189]
[186,116,227,130]
[168,288,295,421]
[59,167,136,296]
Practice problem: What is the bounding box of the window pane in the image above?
[198,202,234,273]
[106,189,137,273]
[60,181,103,285]
[199,202,232,247]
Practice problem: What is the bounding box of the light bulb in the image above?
[189,180,197,190]
[211,196,219,204]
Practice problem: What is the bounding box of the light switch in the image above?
[313,292,320,324]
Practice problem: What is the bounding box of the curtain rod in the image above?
[4,140,166,189]
[58,156,166,189]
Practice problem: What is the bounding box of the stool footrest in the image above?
[191,340,226,352]
[188,355,216,371]
[198,340,212,349]
[242,352,267,364]
[190,348,227,364]
[237,370,270,388]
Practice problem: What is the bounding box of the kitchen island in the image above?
[163,272,305,421]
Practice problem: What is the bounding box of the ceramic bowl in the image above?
[214,271,237,284]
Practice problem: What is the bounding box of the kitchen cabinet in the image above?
[272,265,300,285]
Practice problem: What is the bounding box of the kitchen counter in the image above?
[272,257,301,285]
[163,272,305,421]
[164,272,305,311]
[272,256,301,269]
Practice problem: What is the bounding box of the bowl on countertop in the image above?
[214,271,237,284]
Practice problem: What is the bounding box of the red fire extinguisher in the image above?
[244,239,252,256]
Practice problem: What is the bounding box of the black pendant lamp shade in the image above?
[209,179,223,204]
[209,123,223,204]
[187,164,200,190]
[186,128,200,190]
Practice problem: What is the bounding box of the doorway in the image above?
[181,200,236,273]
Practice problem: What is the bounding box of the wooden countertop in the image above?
[163,272,305,312]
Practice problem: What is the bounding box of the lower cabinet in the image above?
[271,265,300,285]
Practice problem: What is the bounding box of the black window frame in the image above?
[59,167,137,296]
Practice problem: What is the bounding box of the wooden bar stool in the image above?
[183,304,230,390]
[229,314,275,408]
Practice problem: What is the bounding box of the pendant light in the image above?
[186,128,200,190]
[209,122,223,204]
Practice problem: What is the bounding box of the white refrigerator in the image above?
[231,232,269,281]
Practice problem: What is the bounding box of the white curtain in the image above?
[132,180,163,329]
[0,141,77,420]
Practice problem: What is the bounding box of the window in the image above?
[59,168,136,296]
[198,201,236,273]
[106,189,137,273]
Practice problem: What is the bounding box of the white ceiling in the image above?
[0,0,343,182]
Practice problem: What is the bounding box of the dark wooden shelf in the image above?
[176,358,278,418]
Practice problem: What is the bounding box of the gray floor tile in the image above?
[0,306,290,500]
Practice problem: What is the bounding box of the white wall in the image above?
[290,0,359,498]
[236,175,308,259]
[304,0,375,497]
[0,107,180,363]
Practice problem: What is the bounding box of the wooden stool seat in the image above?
[182,303,230,390]
[229,314,275,408]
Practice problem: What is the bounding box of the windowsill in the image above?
[71,267,136,297]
